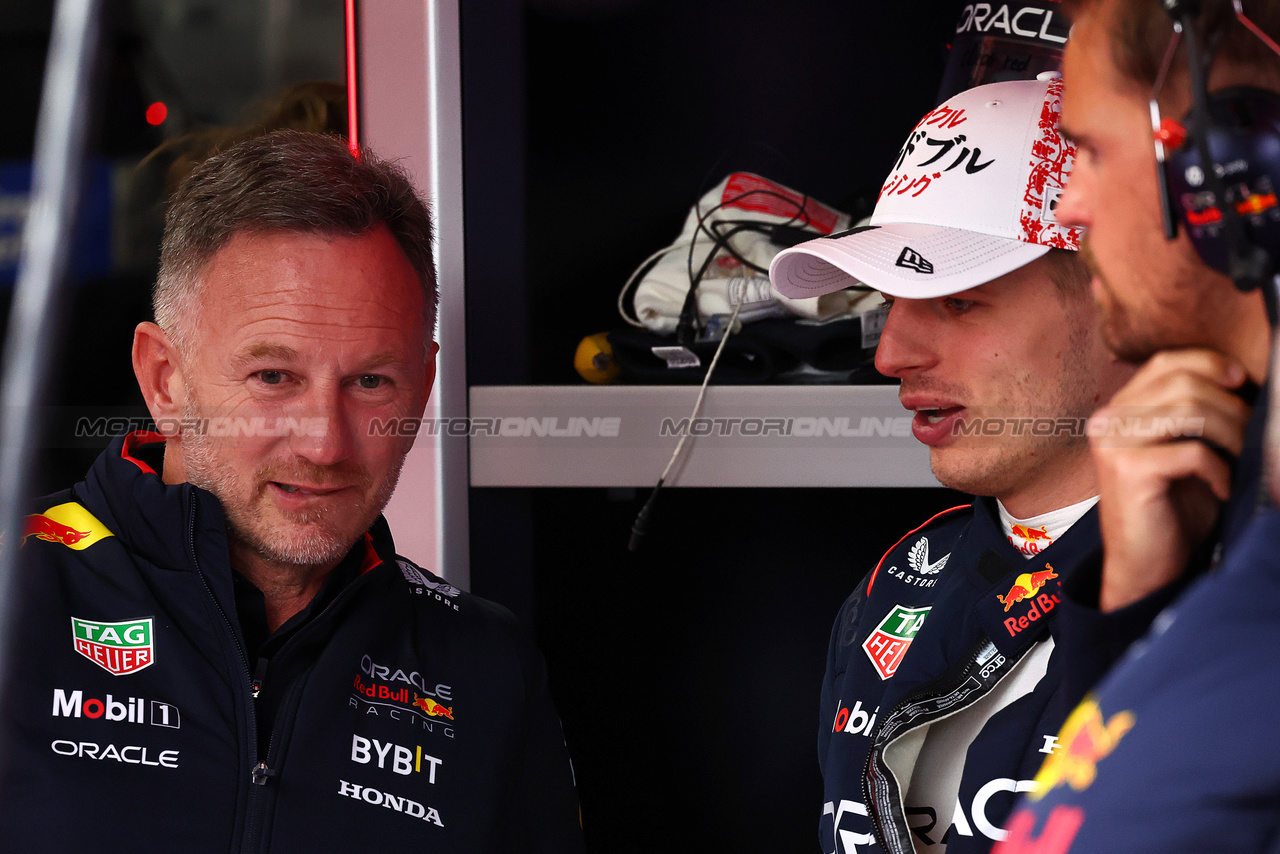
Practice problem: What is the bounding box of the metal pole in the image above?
[0,0,104,745]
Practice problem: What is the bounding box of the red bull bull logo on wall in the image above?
[24,502,114,551]
[862,605,931,680]
[71,617,154,676]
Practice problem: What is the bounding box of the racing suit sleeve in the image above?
[818,584,869,775]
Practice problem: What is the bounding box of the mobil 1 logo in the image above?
[53,688,180,728]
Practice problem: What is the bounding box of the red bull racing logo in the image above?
[998,564,1058,612]
[412,695,454,720]
[23,502,113,551]
[998,564,1061,637]
[862,605,931,680]
[350,657,456,737]
[1031,696,1134,801]
[1009,523,1053,556]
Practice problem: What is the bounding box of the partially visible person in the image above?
[995,1,1280,850]
[770,75,1134,854]
[0,130,583,853]
[1054,0,1275,611]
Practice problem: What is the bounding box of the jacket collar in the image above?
[964,496,1101,656]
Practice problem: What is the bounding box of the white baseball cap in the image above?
[770,73,1083,300]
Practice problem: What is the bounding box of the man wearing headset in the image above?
[994,1,1280,851]
[770,74,1136,854]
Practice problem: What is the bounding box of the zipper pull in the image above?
[251,658,269,699]
[251,760,276,786]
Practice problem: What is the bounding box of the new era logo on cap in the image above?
[895,247,934,274]
[769,74,1083,301]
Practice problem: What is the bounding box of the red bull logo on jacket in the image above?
[999,564,1061,637]
[24,502,114,551]
[1030,696,1134,801]
[412,694,454,720]
[862,605,931,680]
[998,564,1058,612]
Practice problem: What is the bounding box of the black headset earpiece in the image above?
[1154,0,1280,316]
[1161,86,1280,289]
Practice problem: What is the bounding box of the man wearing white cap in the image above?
[770,75,1136,854]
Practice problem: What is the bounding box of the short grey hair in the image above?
[155,129,438,352]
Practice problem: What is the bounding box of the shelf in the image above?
[468,385,939,488]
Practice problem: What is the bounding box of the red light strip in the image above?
[344,0,361,159]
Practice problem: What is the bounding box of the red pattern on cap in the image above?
[1020,76,1083,249]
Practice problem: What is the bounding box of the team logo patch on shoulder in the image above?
[908,536,949,575]
[863,605,930,680]
[884,536,951,588]
[398,560,461,597]
[398,559,462,611]
[25,503,114,550]
[71,617,154,675]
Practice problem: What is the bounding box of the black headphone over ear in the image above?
[1154,0,1280,318]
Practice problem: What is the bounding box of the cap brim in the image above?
[770,222,1051,299]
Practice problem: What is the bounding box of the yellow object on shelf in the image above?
[574,333,622,384]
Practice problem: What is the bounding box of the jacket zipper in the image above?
[862,637,1029,854]
[189,495,384,850]
[186,495,267,851]
[244,564,380,796]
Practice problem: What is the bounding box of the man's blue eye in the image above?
[260,370,284,384]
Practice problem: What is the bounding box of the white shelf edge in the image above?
[467,385,940,488]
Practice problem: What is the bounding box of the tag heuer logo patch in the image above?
[71,617,154,676]
[863,605,930,680]
[895,246,934,274]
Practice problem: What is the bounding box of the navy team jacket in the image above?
[996,508,1280,854]
[996,404,1275,854]
[819,496,1178,854]
[0,432,584,853]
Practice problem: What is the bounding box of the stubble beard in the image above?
[1080,235,1164,365]
[178,390,404,570]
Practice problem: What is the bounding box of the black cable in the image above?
[678,187,818,345]
[637,183,823,547]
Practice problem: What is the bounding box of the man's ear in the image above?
[421,340,440,413]
[132,322,184,431]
